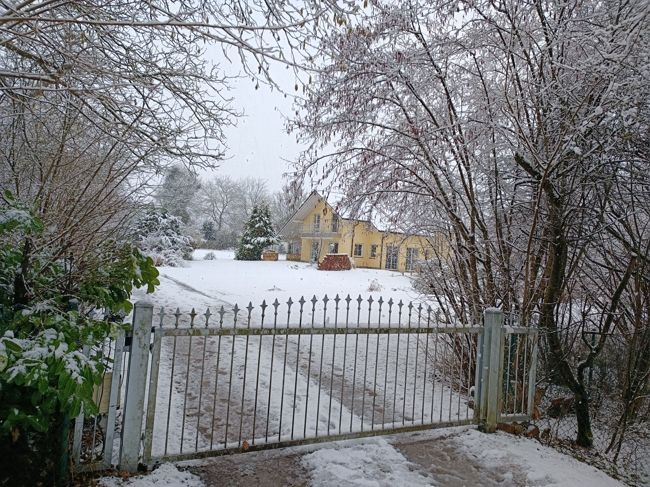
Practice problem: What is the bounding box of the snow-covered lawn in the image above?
[138,249,421,312]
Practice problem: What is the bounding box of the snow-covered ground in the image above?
[100,427,624,486]
[112,251,623,486]
[133,250,473,460]
[138,249,422,312]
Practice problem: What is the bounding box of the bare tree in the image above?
[0,0,353,293]
[292,0,650,448]
[199,175,241,232]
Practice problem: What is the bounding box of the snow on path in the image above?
[302,427,624,487]
[304,437,433,487]
[449,428,624,487]
[98,463,204,486]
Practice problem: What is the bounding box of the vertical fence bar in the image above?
[179,309,196,453]
[238,304,253,447]
[327,295,340,436]
[103,330,126,467]
[526,331,539,417]
[340,295,351,434]
[402,303,412,425]
[193,310,211,452]
[209,306,225,449]
[412,304,422,424]
[473,327,484,421]
[421,306,431,423]
[278,298,292,442]
[393,300,403,426]
[361,296,373,431]
[164,309,180,455]
[304,296,317,438]
[350,296,362,431]
[120,300,153,472]
[371,298,383,429]
[265,299,280,443]
[315,296,329,437]
[143,324,162,464]
[291,298,305,440]
[382,298,393,429]
[252,301,267,445]
[224,304,239,448]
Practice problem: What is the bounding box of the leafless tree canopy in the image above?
[292,0,650,449]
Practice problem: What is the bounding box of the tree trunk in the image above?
[574,388,593,447]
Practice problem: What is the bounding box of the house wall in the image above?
[298,197,342,263]
[294,195,442,272]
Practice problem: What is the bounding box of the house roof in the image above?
[278,190,415,238]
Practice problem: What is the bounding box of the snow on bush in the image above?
[367,278,382,292]
[133,209,193,267]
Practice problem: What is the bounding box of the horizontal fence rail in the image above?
[143,295,483,464]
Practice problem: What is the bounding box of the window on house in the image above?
[406,248,419,272]
[331,215,339,232]
[385,245,399,270]
[313,214,321,232]
[370,244,378,258]
[329,242,339,254]
[353,244,363,257]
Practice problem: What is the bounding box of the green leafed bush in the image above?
[0,191,159,483]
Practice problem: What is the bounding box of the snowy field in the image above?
[138,249,422,312]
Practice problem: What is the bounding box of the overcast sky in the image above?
[200,49,305,193]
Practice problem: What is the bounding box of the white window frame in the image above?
[370,244,378,258]
[385,245,399,270]
[406,247,419,272]
[353,243,363,257]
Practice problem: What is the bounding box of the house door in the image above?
[385,245,399,270]
[310,241,320,262]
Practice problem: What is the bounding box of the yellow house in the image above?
[279,192,441,273]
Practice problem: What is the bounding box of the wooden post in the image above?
[119,301,153,472]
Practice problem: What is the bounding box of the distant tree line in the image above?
[153,166,305,251]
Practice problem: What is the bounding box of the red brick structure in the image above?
[317,253,352,271]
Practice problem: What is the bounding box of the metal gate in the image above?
[72,297,538,472]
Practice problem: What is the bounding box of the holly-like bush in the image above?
[0,192,159,484]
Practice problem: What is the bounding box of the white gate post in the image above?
[120,300,153,472]
[478,307,503,433]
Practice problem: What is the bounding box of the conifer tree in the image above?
[235,205,277,260]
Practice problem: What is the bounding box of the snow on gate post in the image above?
[478,308,504,433]
[119,300,153,472]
